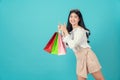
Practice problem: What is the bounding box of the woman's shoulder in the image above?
[70,27,85,35]
[77,26,89,33]
[72,26,89,36]
[75,26,85,32]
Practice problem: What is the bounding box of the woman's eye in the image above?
[74,16,78,18]
[70,16,78,19]
[70,16,73,18]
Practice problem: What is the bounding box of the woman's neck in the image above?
[72,25,79,29]
[72,25,83,30]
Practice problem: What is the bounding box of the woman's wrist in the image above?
[64,30,69,36]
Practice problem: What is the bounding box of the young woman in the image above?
[58,9,104,80]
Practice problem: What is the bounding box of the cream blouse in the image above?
[62,27,91,52]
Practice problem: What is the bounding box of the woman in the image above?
[58,9,104,80]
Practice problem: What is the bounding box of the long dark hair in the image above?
[67,9,90,43]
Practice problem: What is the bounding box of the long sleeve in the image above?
[62,28,84,49]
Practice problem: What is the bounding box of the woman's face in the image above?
[69,12,80,27]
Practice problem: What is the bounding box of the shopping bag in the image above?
[44,32,57,53]
[51,33,58,55]
[58,33,66,55]
[44,32,66,55]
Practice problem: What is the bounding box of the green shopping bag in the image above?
[51,33,58,55]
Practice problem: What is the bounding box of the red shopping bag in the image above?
[44,32,57,53]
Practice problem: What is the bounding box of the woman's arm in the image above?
[63,29,84,49]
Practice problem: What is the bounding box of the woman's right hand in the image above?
[58,24,69,36]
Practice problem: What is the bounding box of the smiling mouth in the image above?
[71,21,76,23]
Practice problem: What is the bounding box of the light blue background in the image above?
[0,0,120,80]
